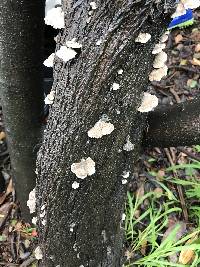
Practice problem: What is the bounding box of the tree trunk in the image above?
[37,1,172,266]
[0,0,45,220]
[145,97,200,148]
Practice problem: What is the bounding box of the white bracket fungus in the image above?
[122,213,126,221]
[43,53,55,67]
[34,246,43,260]
[153,51,168,69]
[152,43,166,55]
[184,0,200,9]
[135,33,151,43]
[90,2,97,9]
[149,65,168,82]
[32,217,37,225]
[56,46,77,62]
[27,188,36,214]
[71,157,95,179]
[44,7,64,29]
[138,92,158,113]
[111,83,120,91]
[45,0,61,15]
[88,119,114,138]
[72,181,80,189]
[44,90,55,105]
[123,136,134,151]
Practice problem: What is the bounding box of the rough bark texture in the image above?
[37,1,172,266]
[145,98,200,148]
[0,0,44,220]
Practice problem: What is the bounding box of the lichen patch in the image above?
[88,120,114,138]
[138,92,158,113]
[135,33,151,43]
[152,43,166,55]
[71,157,95,179]
[123,136,134,151]
[34,246,43,260]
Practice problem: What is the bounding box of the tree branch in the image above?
[144,98,200,148]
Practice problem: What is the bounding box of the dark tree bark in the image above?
[145,98,200,148]
[37,1,173,266]
[0,0,45,220]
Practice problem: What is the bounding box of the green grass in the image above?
[125,154,200,266]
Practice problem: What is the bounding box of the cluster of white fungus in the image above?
[153,51,168,69]
[44,6,64,29]
[27,188,36,214]
[149,30,170,81]
[43,53,55,67]
[88,119,114,139]
[149,65,168,82]
[56,46,77,62]
[44,90,55,105]
[135,33,151,43]
[172,0,200,18]
[137,92,158,113]
[71,157,95,179]
[32,217,37,225]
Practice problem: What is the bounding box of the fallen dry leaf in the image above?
[190,58,200,66]
[175,34,183,44]
[195,43,200,52]
[0,179,14,205]
[179,248,195,264]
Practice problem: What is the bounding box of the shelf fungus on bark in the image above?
[71,157,95,179]
[34,246,43,260]
[149,65,168,82]
[44,90,55,105]
[27,188,36,214]
[43,53,55,67]
[56,46,77,62]
[135,33,151,43]
[44,6,64,29]
[88,119,114,138]
[137,92,158,113]
[153,51,168,69]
